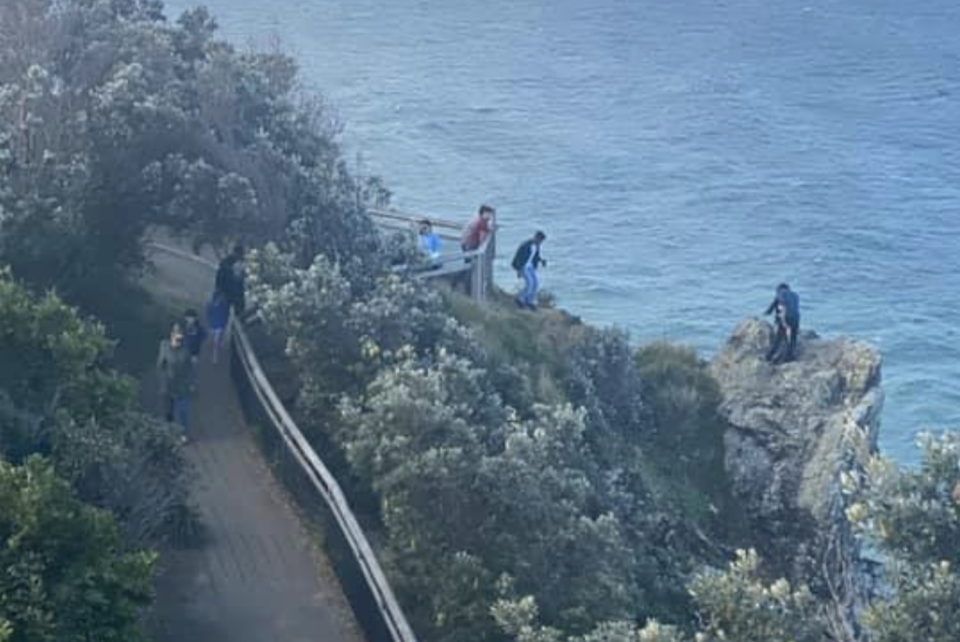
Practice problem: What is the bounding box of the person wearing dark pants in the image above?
[765,283,801,363]
[157,321,196,443]
[511,231,547,310]
[216,243,246,316]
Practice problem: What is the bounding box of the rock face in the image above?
[710,319,882,602]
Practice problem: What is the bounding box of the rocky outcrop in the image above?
[710,319,882,610]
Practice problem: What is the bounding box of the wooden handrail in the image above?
[146,241,419,642]
[368,207,463,232]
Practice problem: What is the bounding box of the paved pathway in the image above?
[144,245,363,642]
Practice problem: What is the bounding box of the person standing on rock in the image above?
[512,231,547,310]
[765,283,801,363]
[156,321,196,443]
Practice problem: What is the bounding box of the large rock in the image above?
[710,319,882,602]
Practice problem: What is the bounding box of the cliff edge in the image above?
[710,319,882,606]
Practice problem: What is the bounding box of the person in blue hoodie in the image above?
[764,283,801,363]
[206,290,231,364]
[511,231,547,310]
[417,219,442,268]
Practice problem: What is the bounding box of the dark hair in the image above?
[419,218,432,228]
[534,230,546,241]
[184,308,198,319]
[777,282,790,291]
[232,242,245,258]
[479,204,495,216]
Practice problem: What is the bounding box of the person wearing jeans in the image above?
[511,231,547,310]
[156,321,196,442]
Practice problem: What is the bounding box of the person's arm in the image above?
[765,298,778,315]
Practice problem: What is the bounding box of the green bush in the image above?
[0,457,155,642]
[0,0,385,305]
[0,270,189,546]
[848,432,960,642]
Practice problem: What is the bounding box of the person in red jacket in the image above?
[457,204,496,293]
[461,204,496,252]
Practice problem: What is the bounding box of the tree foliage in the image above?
[0,0,386,304]
[0,269,189,546]
[248,250,730,641]
[0,457,155,642]
[847,432,960,642]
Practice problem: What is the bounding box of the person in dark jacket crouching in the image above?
[765,282,801,363]
[511,231,547,310]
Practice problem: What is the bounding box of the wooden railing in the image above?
[147,241,419,642]
[369,207,497,303]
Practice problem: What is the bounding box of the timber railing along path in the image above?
[146,241,418,642]
[369,207,497,303]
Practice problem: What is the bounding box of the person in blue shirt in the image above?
[418,219,442,268]
[206,290,231,364]
[764,283,801,363]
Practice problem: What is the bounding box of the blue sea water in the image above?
[167,0,960,463]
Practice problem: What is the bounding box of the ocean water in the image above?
[166,0,960,462]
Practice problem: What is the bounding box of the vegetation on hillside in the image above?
[0,1,385,639]
[247,246,743,641]
[0,0,387,313]
[0,2,957,641]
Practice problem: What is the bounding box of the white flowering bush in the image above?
[846,432,960,642]
[0,0,384,303]
[497,550,821,642]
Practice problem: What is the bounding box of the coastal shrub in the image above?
[847,431,960,642]
[564,326,647,446]
[495,549,823,642]
[251,252,711,640]
[340,354,639,639]
[0,271,190,546]
[0,457,155,642]
[635,342,724,451]
[0,0,385,307]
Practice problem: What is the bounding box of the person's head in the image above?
[169,321,184,347]
[232,242,245,260]
[777,282,790,293]
[478,204,495,220]
[184,309,198,326]
[419,219,433,235]
[534,230,546,243]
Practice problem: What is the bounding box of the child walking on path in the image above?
[183,308,207,363]
[207,290,230,364]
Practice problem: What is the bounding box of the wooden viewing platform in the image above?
[368,207,497,303]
